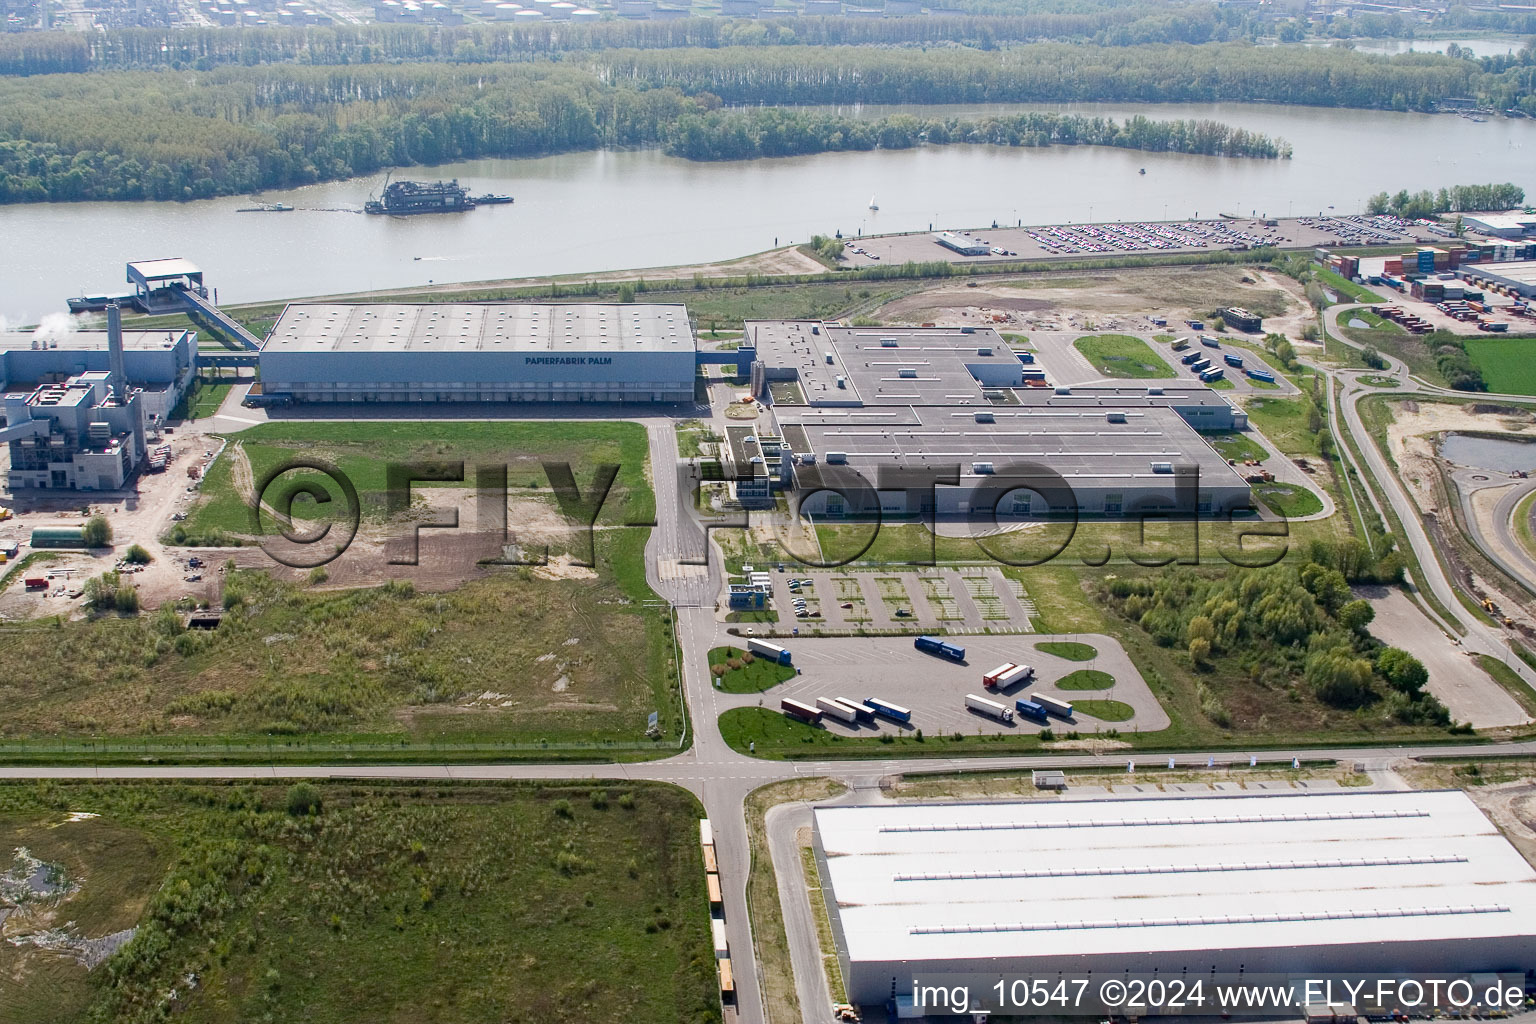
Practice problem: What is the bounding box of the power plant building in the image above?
[813,790,1536,1011]
[735,321,1253,518]
[0,327,197,424]
[258,303,697,403]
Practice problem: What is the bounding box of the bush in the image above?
[82,514,112,547]
[285,783,322,816]
[307,566,328,585]
[1377,647,1428,694]
[123,543,152,565]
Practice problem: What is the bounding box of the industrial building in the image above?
[258,303,697,404]
[1469,260,1536,299]
[1,307,151,491]
[813,790,1536,1011]
[0,325,197,424]
[732,322,1253,518]
[1464,212,1536,240]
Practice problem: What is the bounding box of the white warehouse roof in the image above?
[263,302,695,354]
[815,790,1536,967]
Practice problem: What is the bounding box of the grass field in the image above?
[1072,334,1173,379]
[175,420,653,546]
[0,529,681,760]
[1314,266,1386,304]
[1072,699,1135,722]
[1056,669,1115,690]
[171,378,235,421]
[709,645,797,694]
[1205,431,1268,464]
[0,780,717,1024]
[1244,395,1323,456]
[1464,337,1536,396]
[1035,641,1097,662]
[1253,481,1326,518]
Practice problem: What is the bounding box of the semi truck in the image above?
[1223,352,1244,367]
[915,635,966,661]
[1190,358,1212,373]
[1180,351,1202,365]
[965,693,1014,722]
[983,663,1034,689]
[816,697,861,724]
[1170,337,1191,351]
[780,698,822,724]
[748,638,792,665]
[1030,693,1075,719]
[1014,698,1050,722]
[865,698,912,723]
[1018,351,1035,364]
[1200,335,1220,348]
[1199,367,1225,383]
[1246,368,1276,383]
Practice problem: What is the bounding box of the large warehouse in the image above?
[734,321,1253,518]
[258,303,697,403]
[813,791,1536,1012]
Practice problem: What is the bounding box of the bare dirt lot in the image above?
[1383,400,1536,513]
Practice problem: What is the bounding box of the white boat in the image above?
[868,195,878,211]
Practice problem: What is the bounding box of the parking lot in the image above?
[724,632,1167,735]
[765,567,1037,634]
[1020,330,1298,396]
[840,215,1438,270]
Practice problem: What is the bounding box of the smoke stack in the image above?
[106,303,148,459]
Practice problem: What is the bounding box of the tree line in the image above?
[0,5,1266,76]
[1366,182,1526,218]
[0,57,1296,203]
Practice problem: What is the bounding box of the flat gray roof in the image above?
[0,330,190,353]
[264,303,696,354]
[1476,261,1536,287]
[781,403,1245,488]
[126,258,203,281]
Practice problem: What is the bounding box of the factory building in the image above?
[258,303,697,404]
[1469,261,1536,299]
[1,308,151,491]
[0,326,197,424]
[733,322,1252,518]
[1463,212,1536,240]
[813,790,1536,1012]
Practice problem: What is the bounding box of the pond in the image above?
[1438,432,1536,473]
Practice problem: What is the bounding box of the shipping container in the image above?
[780,698,822,724]
[865,698,911,723]
[1031,693,1075,719]
[837,698,876,723]
[24,577,47,590]
[965,693,1014,722]
[816,697,860,724]
[914,635,965,661]
[711,918,729,958]
[719,958,735,1002]
[703,844,718,873]
[1015,698,1050,722]
[699,818,713,848]
[706,873,723,907]
[1223,353,1244,368]
[982,662,1019,687]
[747,638,791,665]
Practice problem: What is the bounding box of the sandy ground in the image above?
[871,266,1301,337]
[1384,400,1536,514]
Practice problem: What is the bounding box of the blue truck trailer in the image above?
[1246,368,1276,383]
[1014,698,1050,722]
[915,635,966,661]
[864,698,912,723]
[1224,352,1244,367]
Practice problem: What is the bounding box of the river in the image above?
[1,100,1533,320]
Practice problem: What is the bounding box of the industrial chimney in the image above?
[106,303,148,459]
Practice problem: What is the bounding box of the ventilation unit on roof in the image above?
[836,376,847,388]
[1151,461,1174,474]
[898,368,918,378]
[826,451,847,464]
[972,461,995,474]
[825,351,835,364]
[1054,386,1072,396]
[975,411,995,423]
[1147,386,1164,396]
[977,346,992,356]
[880,337,898,347]
[1107,411,1127,423]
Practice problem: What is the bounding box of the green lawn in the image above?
[1464,337,1536,396]
[0,780,718,1024]
[1254,481,1325,518]
[1244,395,1323,456]
[1035,641,1097,662]
[173,420,653,546]
[1072,699,1135,722]
[1359,375,1401,388]
[1056,669,1115,690]
[172,378,236,421]
[709,645,797,693]
[1315,266,1386,304]
[0,529,682,761]
[1072,334,1174,379]
[1205,431,1268,464]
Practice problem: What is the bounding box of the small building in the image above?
[1463,212,1536,240]
[933,231,990,256]
[29,526,89,548]
[125,258,207,312]
[1220,307,1263,333]
[727,582,770,610]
